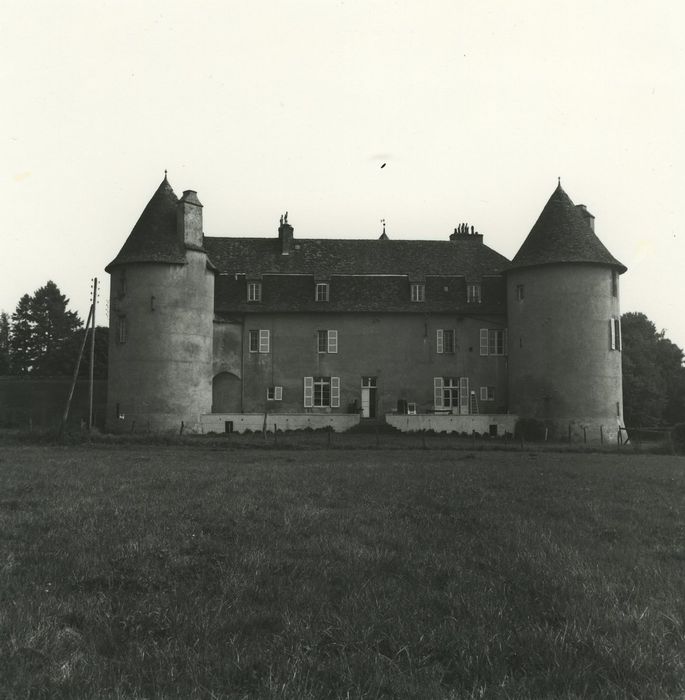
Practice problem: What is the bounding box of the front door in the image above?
[361,376,377,418]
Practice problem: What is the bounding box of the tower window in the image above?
[516,284,525,301]
[610,317,622,351]
[117,317,127,344]
[410,284,425,302]
[611,271,619,297]
[315,283,329,302]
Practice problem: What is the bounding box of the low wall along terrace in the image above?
[386,413,518,436]
[201,413,361,434]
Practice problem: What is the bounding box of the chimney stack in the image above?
[278,212,294,255]
[575,204,595,231]
[177,190,203,248]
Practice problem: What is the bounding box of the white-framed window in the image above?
[317,329,338,353]
[315,283,329,302]
[247,282,262,302]
[480,328,507,356]
[248,329,270,353]
[304,376,340,408]
[434,376,470,413]
[117,316,127,344]
[480,386,495,401]
[436,329,455,354]
[467,284,482,304]
[267,386,283,401]
[610,317,622,351]
[516,284,525,301]
[410,283,425,302]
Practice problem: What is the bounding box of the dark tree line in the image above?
[0,281,107,379]
[621,312,685,427]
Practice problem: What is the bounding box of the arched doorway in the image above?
[212,372,241,413]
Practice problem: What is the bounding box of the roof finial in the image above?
[164,169,168,181]
[381,218,386,235]
[558,176,561,186]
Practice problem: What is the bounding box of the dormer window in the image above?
[315,282,329,302]
[410,284,425,302]
[247,282,262,302]
[467,284,481,304]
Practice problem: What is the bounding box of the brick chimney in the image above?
[178,190,203,248]
[278,212,293,255]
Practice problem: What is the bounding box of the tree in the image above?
[9,281,83,375]
[621,312,685,426]
[0,311,10,374]
[10,294,35,375]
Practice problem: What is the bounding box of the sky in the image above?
[3,1,684,347]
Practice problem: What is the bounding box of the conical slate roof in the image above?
[105,177,187,271]
[509,184,626,273]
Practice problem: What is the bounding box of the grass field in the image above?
[0,445,683,699]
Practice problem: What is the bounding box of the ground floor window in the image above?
[304,376,340,408]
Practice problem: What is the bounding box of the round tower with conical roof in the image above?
[105,176,215,432]
[506,184,626,440]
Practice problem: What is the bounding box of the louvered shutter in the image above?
[259,329,270,353]
[460,377,470,415]
[480,386,487,402]
[503,329,508,356]
[331,377,340,407]
[328,330,338,354]
[616,318,622,351]
[610,319,616,350]
[304,377,314,408]
[480,329,489,356]
[433,377,444,408]
[436,329,443,354]
[274,386,283,401]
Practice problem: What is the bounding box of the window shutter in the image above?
[331,377,340,407]
[460,377,470,415]
[436,329,444,354]
[259,329,270,353]
[617,318,622,351]
[304,377,314,408]
[480,329,489,356]
[503,329,508,356]
[610,318,616,350]
[480,386,487,402]
[275,386,283,401]
[328,330,338,354]
[433,377,444,408]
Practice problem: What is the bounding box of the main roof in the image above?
[509,184,626,272]
[203,237,509,278]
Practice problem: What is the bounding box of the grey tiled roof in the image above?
[509,184,626,272]
[105,178,188,271]
[204,236,509,278]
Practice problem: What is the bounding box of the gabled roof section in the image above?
[203,237,510,278]
[106,177,187,271]
[509,184,626,273]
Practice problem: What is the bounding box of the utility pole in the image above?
[88,277,98,430]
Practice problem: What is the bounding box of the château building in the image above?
[105,176,626,438]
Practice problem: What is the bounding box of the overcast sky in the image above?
[3,1,684,347]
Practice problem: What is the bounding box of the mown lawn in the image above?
[0,445,683,699]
